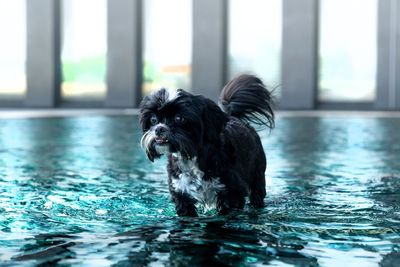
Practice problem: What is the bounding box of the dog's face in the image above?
[139,88,227,161]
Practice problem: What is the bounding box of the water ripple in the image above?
[0,116,399,265]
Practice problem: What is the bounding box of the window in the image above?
[0,0,26,100]
[61,0,107,101]
[319,0,378,102]
[143,0,192,96]
[228,0,282,98]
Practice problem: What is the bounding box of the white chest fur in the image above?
[171,156,225,211]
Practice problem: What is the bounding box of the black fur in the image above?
[219,74,275,129]
[139,75,274,216]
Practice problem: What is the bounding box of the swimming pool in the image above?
[0,114,399,266]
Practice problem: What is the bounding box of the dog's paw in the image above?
[176,206,197,217]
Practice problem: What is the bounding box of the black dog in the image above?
[139,75,274,216]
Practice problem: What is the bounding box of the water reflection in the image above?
[373,118,400,172]
[0,115,400,265]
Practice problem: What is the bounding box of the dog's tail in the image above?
[218,74,275,129]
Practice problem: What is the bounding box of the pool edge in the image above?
[1,109,400,119]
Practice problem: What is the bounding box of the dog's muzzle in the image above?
[154,125,169,145]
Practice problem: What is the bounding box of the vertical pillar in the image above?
[376,0,400,110]
[106,0,143,108]
[192,0,227,102]
[26,0,61,107]
[280,0,319,109]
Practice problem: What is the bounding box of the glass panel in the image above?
[143,0,192,96]
[61,0,107,101]
[228,0,282,98]
[319,0,377,102]
[0,0,26,100]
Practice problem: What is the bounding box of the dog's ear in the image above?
[139,96,152,132]
[200,97,228,142]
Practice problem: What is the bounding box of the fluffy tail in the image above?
[218,74,275,129]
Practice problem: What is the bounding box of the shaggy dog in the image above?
[139,75,274,216]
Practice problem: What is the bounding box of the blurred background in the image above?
[0,0,398,110]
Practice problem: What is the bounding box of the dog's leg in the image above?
[170,191,197,217]
[216,191,230,214]
[249,171,266,208]
[216,190,246,214]
[249,148,267,208]
[167,158,197,216]
[216,174,246,214]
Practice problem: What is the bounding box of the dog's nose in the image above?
[155,125,167,136]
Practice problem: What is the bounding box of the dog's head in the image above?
[139,88,228,161]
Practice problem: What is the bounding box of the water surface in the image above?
[0,115,399,266]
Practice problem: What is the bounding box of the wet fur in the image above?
[139,75,274,216]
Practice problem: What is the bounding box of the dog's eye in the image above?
[150,114,158,125]
[174,115,185,124]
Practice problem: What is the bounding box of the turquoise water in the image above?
[0,115,399,266]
